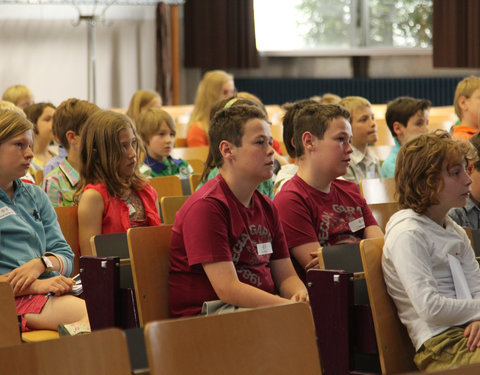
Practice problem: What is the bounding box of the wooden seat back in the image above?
[368,201,400,232]
[160,195,189,225]
[171,146,209,162]
[360,238,416,374]
[148,175,183,199]
[145,303,322,375]
[54,205,80,274]
[0,328,132,375]
[127,225,172,326]
[186,158,204,174]
[189,173,202,193]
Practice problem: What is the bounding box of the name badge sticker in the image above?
[256,242,273,256]
[348,217,365,232]
[0,206,15,220]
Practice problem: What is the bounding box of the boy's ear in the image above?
[302,131,315,152]
[467,161,475,175]
[392,121,405,137]
[219,140,234,161]
[65,130,77,144]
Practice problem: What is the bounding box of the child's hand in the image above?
[290,289,309,303]
[7,258,45,295]
[30,276,75,296]
[464,321,480,351]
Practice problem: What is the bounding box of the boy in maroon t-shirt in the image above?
[274,103,383,280]
[169,100,308,317]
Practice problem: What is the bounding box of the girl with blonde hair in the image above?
[126,89,162,124]
[186,70,235,146]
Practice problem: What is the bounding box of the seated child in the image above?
[135,107,193,179]
[382,96,431,178]
[449,131,480,228]
[383,130,480,372]
[42,99,100,206]
[452,75,480,141]
[273,99,318,194]
[24,102,57,175]
[169,103,308,317]
[76,110,161,255]
[274,103,383,280]
[2,84,34,109]
[339,96,382,184]
[0,109,89,335]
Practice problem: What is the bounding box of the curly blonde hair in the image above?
[395,130,476,214]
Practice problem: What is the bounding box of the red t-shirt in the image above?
[169,174,290,317]
[274,175,377,276]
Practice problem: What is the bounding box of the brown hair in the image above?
[281,99,318,158]
[75,110,146,200]
[53,98,100,150]
[395,130,476,214]
[385,96,431,138]
[136,107,176,146]
[24,102,56,134]
[293,103,350,158]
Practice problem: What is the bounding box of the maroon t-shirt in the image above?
[274,175,377,277]
[169,174,290,317]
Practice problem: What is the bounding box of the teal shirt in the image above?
[0,180,74,277]
[381,139,401,178]
[197,167,274,200]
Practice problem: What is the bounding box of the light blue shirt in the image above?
[0,179,73,276]
[381,139,400,178]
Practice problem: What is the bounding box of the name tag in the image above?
[127,203,136,215]
[256,242,273,256]
[348,217,365,232]
[0,206,15,220]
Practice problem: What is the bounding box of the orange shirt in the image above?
[186,123,208,147]
[451,125,478,141]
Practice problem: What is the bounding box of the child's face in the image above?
[118,127,138,179]
[230,118,274,183]
[350,106,377,149]
[221,80,236,100]
[460,88,480,127]
[436,158,472,211]
[396,109,429,145]
[0,130,33,184]
[311,117,353,179]
[147,121,174,162]
[16,96,34,110]
[468,166,480,205]
[36,106,55,143]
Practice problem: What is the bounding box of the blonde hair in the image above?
[318,93,342,105]
[126,90,162,124]
[0,100,25,116]
[0,109,33,144]
[188,70,234,134]
[136,107,176,146]
[454,76,480,119]
[396,130,476,214]
[339,96,371,117]
[2,85,33,107]
[75,110,146,200]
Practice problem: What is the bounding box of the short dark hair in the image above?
[293,103,350,158]
[209,104,267,169]
[281,99,318,158]
[24,102,56,134]
[385,96,431,138]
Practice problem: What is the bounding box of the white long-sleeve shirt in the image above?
[383,209,480,350]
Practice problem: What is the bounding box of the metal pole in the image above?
[82,15,97,103]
